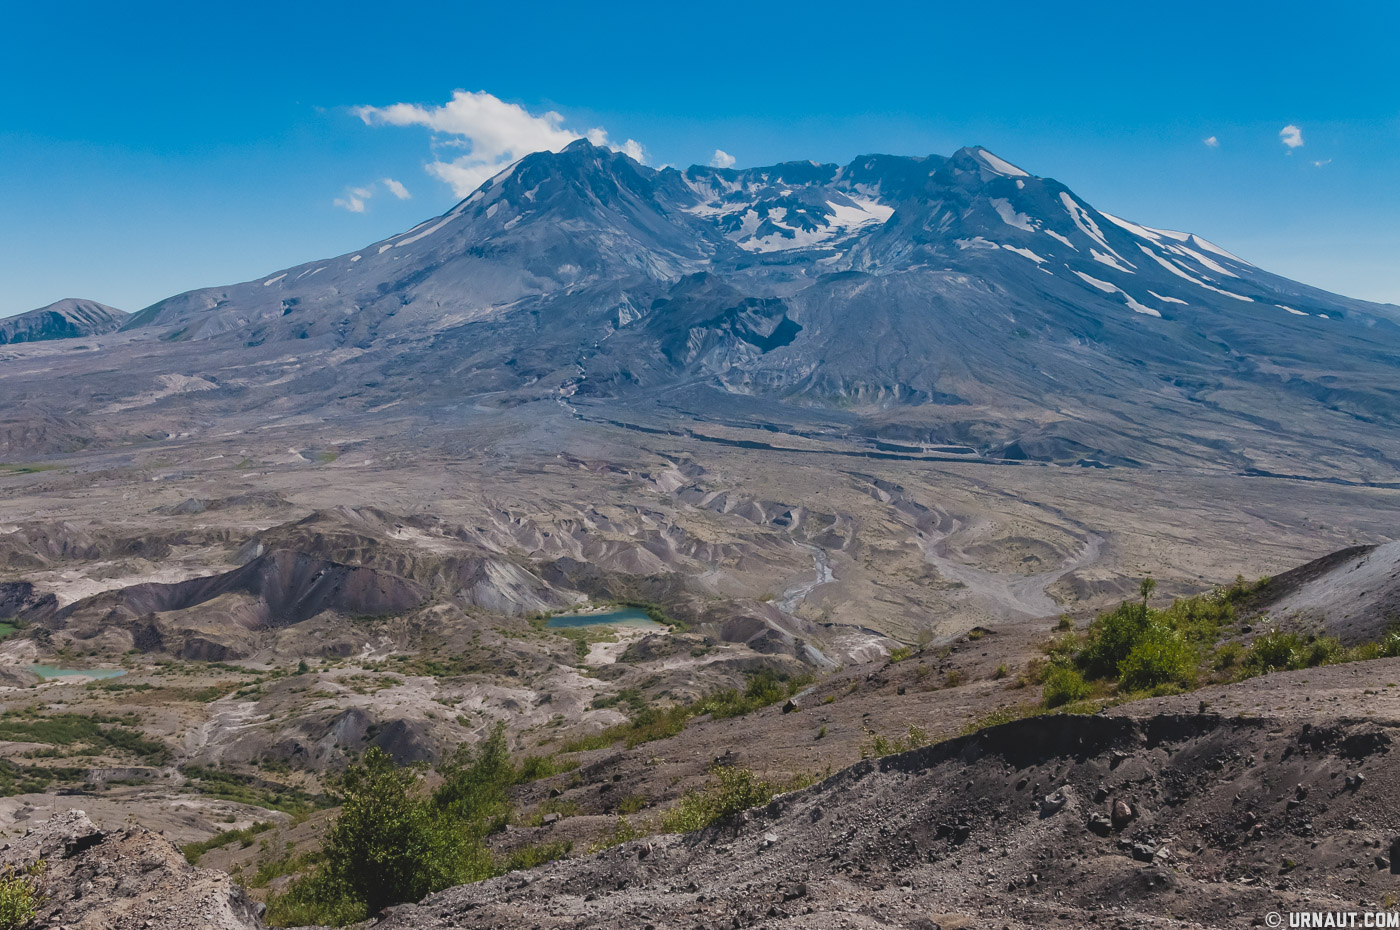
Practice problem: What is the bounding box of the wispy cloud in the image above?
[1280,124,1304,150]
[1313,158,1332,168]
[710,149,736,168]
[1202,136,1219,148]
[333,179,410,212]
[333,185,374,213]
[354,90,647,197]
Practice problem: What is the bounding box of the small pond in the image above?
[545,608,665,631]
[29,665,128,681]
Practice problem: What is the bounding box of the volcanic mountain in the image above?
[0,298,127,344]
[7,140,1400,477]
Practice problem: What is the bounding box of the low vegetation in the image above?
[860,724,931,758]
[182,821,273,865]
[658,766,808,834]
[0,710,169,765]
[0,862,41,929]
[1031,575,1400,710]
[265,724,572,927]
[559,669,812,753]
[179,765,325,816]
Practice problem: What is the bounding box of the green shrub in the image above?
[860,725,930,758]
[1118,628,1196,691]
[182,821,273,864]
[1298,636,1345,668]
[1213,642,1244,670]
[268,722,587,926]
[516,754,578,782]
[1241,631,1304,676]
[1041,665,1091,707]
[0,862,40,930]
[497,840,571,873]
[1076,601,1152,680]
[659,767,786,833]
[588,816,646,853]
[432,722,515,831]
[1381,629,1400,658]
[317,749,454,917]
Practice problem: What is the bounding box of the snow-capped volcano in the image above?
[30,139,1400,476]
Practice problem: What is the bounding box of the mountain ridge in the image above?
[0,298,127,344]
[6,141,1400,479]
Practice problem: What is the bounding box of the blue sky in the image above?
[2,0,1397,318]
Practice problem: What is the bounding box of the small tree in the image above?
[318,748,449,917]
[1139,577,1157,615]
[433,721,515,832]
[1077,601,1153,680]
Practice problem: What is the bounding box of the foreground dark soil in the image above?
[362,659,1400,930]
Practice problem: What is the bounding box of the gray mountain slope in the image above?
[0,298,127,344]
[7,140,1400,479]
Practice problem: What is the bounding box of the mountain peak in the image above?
[0,298,127,345]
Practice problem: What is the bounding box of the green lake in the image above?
[545,608,664,631]
[29,665,128,681]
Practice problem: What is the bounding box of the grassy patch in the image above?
[560,670,812,753]
[588,816,647,853]
[180,765,326,815]
[182,821,274,865]
[860,724,931,759]
[659,767,809,834]
[0,711,169,765]
[0,463,58,476]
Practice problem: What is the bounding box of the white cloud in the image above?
[710,149,737,168]
[1280,124,1304,149]
[1313,158,1332,168]
[333,191,367,213]
[333,179,411,212]
[354,89,648,197]
[1202,136,1219,148]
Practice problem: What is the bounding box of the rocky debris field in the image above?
[0,809,264,930]
[9,660,1400,929]
[366,698,1400,929]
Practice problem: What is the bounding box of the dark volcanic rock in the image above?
[362,711,1400,930]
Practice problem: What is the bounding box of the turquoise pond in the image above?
[545,608,664,631]
[29,665,127,680]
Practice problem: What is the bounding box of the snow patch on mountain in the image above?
[1073,270,1161,317]
[1190,234,1250,265]
[1059,193,1128,263]
[991,198,1035,231]
[977,149,1030,177]
[1091,249,1136,274]
[1002,244,1047,263]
